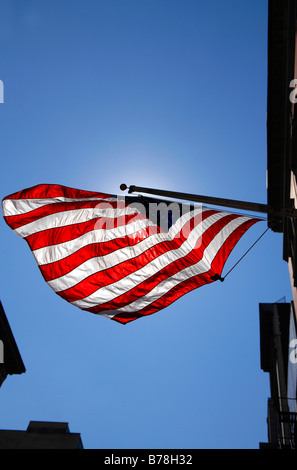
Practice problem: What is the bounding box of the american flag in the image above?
[2,184,260,324]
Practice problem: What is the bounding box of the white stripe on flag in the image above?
[2,196,117,216]
[13,205,143,238]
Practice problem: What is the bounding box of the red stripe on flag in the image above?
[25,212,145,251]
[3,184,112,201]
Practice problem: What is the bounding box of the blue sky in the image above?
[0,0,293,449]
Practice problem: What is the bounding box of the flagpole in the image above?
[120,183,297,218]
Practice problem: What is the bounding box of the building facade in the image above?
[0,421,83,449]
[262,0,297,448]
[259,302,297,448]
[0,300,25,387]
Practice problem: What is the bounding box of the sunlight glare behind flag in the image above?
[2,184,261,324]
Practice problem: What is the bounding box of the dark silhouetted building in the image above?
[267,0,297,319]
[259,302,297,448]
[261,0,297,448]
[0,421,83,449]
[0,300,25,387]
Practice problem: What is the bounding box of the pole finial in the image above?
[120,184,127,191]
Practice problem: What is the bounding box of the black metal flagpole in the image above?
[120,183,297,219]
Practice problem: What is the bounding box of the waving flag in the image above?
[2,184,260,324]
